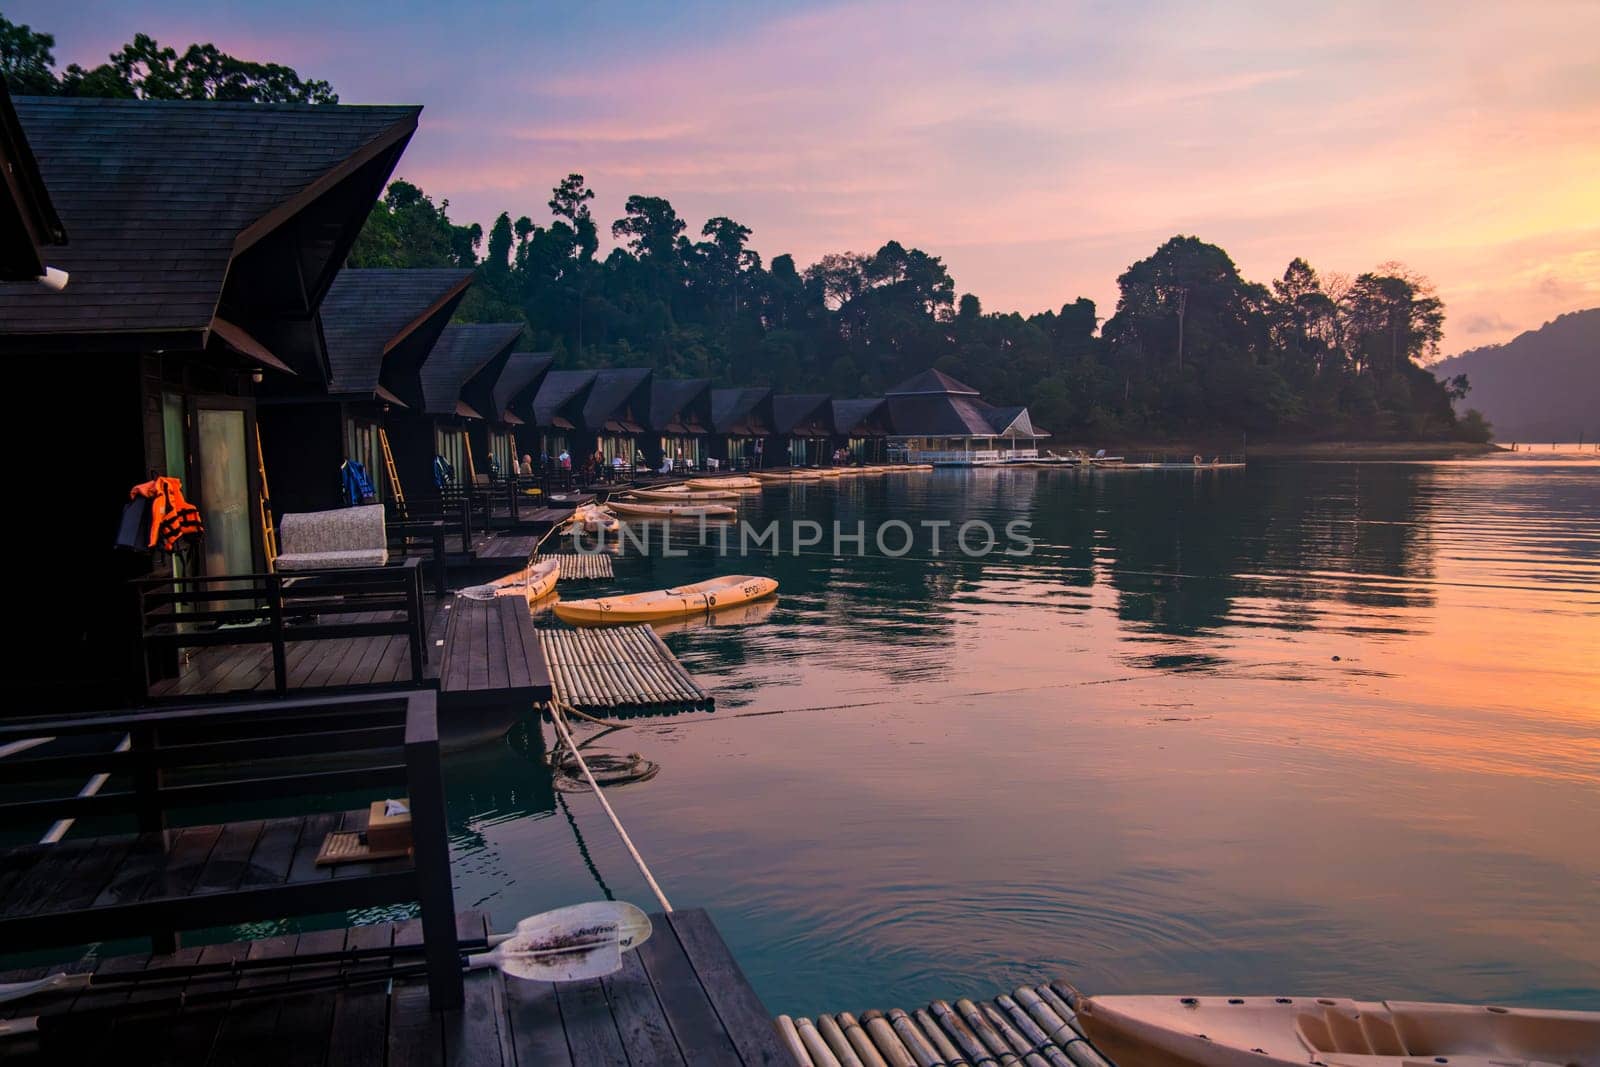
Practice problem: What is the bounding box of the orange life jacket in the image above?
[129,476,205,552]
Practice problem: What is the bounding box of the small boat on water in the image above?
[459,557,561,605]
[1073,992,1600,1067]
[554,575,779,625]
[688,476,762,490]
[608,500,736,520]
[627,486,742,502]
[753,469,823,482]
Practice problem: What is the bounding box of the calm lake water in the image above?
[443,450,1600,1015]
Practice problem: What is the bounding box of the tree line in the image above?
[4,16,1486,442]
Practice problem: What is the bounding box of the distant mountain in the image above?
[1431,309,1599,443]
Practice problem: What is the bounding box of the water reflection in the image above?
[446,455,1600,1014]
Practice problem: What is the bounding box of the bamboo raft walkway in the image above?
[538,552,616,580]
[778,981,1114,1067]
[539,625,714,713]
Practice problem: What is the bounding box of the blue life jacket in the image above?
[433,455,454,489]
[342,459,377,505]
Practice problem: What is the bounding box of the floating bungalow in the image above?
[529,368,598,462]
[831,397,893,463]
[884,368,1045,464]
[580,367,654,467]
[257,267,472,514]
[711,386,776,468]
[390,321,524,494]
[647,376,714,468]
[0,95,418,709]
[488,351,554,468]
[771,393,835,466]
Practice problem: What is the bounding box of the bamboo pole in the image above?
[796,1017,845,1067]
[978,1001,1050,1067]
[931,1000,1014,1066]
[856,1011,914,1067]
[994,996,1076,1067]
[952,998,1026,1066]
[886,1009,948,1067]
[777,1015,815,1067]
[1014,988,1111,1067]
[913,1008,971,1067]
[837,1012,890,1067]
[817,1015,867,1067]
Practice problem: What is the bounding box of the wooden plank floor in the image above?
[1,909,793,1066]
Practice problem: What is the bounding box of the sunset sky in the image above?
[12,0,1598,354]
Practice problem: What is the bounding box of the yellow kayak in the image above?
[460,557,561,606]
[688,476,762,490]
[554,575,779,625]
[1074,993,1600,1067]
[608,500,736,520]
[753,469,823,482]
[570,502,619,534]
[628,487,742,502]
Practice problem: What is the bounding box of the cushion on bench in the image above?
[274,548,390,571]
[277,505,388,569]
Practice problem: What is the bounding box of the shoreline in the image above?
[1050,441,1505,460]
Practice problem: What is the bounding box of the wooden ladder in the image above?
[254,422,278,567]
[379,426,406,512]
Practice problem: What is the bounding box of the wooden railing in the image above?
[0,690,462,1007]
[134,559,427,698]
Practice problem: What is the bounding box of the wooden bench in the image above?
[136,560,427,698]
[387,518,449,595]
[389,495,475,555]
[0,691,463,1008]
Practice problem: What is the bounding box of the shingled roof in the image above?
[491,352,555,425]
[831,397,888,436]
[885,393,1004,437]
[531,370,599,429]
[885,368,980,396]
[320,269,473,399]
[1,84,66,281]
[581,368,652,433]
[986,405,1042,438]
[419,323,524,417]
[648,378,712,433]
[772,394,833,436]
[0,96,418,345]
[711,387,773,435]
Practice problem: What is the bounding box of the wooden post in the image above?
[403,691,463,1009]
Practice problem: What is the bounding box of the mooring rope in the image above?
[546,699,674,913]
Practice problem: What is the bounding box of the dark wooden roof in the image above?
[320,269,473,398]
[581,368,652,433]
[885,393,1003,437]
[648,377,712,433]
[772,393,834,435]
[0,96,418,348]
[711,387,774,435]
[885,368,980,396]
[531,370,598,429]
[420,323,524,417]
[0,84,65,281]
[986,405,1041,437]
[492,352,555,423]
[831,397,888,435]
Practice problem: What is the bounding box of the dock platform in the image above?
[0,909,791,1066]
[781,980,1112,1067]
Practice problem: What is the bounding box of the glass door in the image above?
[192,401,258,578]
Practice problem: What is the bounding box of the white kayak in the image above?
[627,486,742,502]
[1074,993,1600,1067]
[459,558,561,605]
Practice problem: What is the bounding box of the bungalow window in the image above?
[344,418,383,501]
[434,426,466,484]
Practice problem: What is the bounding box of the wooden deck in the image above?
[145,596,551,748]
[0,909,792,1066]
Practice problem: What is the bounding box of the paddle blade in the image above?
[493,935,623,983]
[507,901,653,953]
